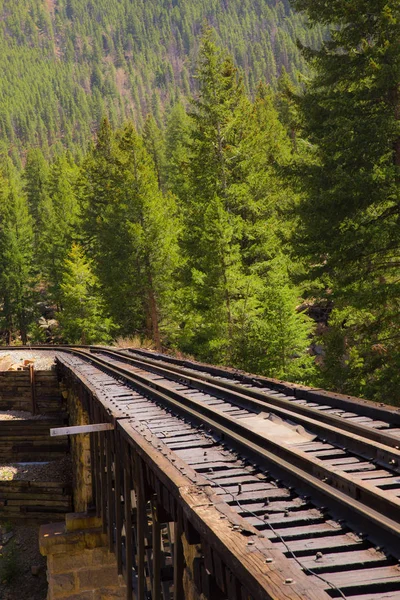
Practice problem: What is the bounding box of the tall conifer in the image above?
[293,0,400,400]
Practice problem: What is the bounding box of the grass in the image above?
[113,335,155,350]
[0,539,18,584]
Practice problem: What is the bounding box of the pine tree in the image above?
[0,162,35,344]
[23,148,49,248]
[178,29,249,361]
[37,154,79,309]
[180,31,315,379]
[292,0,400,401]
[81,120,180,348]
[142,114,166,192]
[164,101,191,200]
[57,244,114,344]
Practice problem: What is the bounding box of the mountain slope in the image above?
[0,0,321,159]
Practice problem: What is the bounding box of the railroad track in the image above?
[89,348,400,511]
[119,348,400,447]
[56,348,400,600]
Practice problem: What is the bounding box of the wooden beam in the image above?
[151,498,161,600]
[50,423,114,437]
[136,457,146,599]
[29,364,37,416]
[173,512,184,600]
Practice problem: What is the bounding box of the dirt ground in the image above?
[0,522,48,600]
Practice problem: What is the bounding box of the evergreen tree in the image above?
[0,162,35,343]
[178,29,249,361]
[81,120,180,348]
[143,114,166,192]
[164,101,191,200]
[37,154,79,309]
[57,244,113,344]
[179,32,315,379]
[23,148,49,240]
[292,0,400,401]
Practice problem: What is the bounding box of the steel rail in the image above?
[62,348,400,555]
[111,348,400,449]
[90,347,400,475]
[126,348,400,421]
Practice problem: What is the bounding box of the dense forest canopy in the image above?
[0,0,399,406]
[0,0,323,161]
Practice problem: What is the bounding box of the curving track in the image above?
[58,347,400,600]
[4,345,400,599]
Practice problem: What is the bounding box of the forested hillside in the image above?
[0,0,322,161]
[0,0,398,406]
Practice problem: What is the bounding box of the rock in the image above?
[2,532,13,546]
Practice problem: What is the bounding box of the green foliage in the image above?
[292,0,400,402]
[0,539,18,584]
[35,154,80,308]
[81,119,180,348]
[0,0,320,158]
[175,31,315,380]
[0,160,35,343]
[1,8,397,405]
[57,244,114,344]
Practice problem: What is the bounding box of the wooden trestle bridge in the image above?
[7,346,400,599]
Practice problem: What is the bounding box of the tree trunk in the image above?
[148,287,161,351]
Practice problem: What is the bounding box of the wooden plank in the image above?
[151,500,161,600]
[295,548,387,571]
[124,461,133,599]
[50,423,114,436]
[350,470,395,479]
[325,566,400,588]
[270,521,342,540]
[114,433,123,575]
[274,533,365,555]
[245,508,322,527]
[346,592,400,600]
[219,488,291,502]
[136,458,146,600]
[106,431,114,552]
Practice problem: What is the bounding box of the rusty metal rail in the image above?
[55,349,400,600]
[92,348,400,471]
[117,348,400,447]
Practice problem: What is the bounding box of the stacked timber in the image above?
[0,419,68,462]
[0,368,65,414]
[0,366,72,521]
[0,480,72,520]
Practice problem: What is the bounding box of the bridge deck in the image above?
[53,349,400,600]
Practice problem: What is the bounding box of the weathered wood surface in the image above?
[0,369,64,413]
